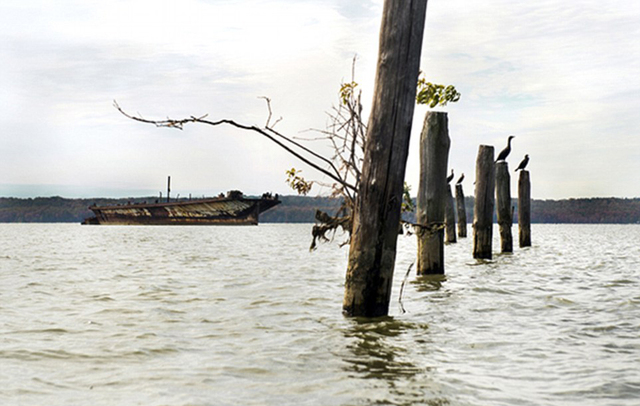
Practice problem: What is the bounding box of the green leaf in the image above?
[415,76,461,108]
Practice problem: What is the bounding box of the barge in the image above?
[82,190,280,225]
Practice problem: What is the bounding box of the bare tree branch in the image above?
[113,100,357,193]
[113,58,384,251]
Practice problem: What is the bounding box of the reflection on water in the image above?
[341,317,452,406]
[414,274,448,292]
[343,317,423,380]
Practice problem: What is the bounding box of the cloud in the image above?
[403,0,640,198]
[2,0,640,199]
[0,0,384,197]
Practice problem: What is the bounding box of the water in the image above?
[1,223,639,406]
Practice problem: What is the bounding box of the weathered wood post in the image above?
[473,145,495,259]
[416,112,450,275]
[167,175,171,203]
[518,170,532,247]
[495,161,513,252]
[455,184,467,238]
[343,0,428,317]
[445,185,457,243]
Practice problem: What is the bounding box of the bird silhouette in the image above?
[496,135,515,162]
[456,173,465,184]
[515,154,530,172]
[446,169,454,184]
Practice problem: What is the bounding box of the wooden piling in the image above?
[518,170,532,247]
[455,184,467,238]
[342,0,428,317]
[495,161,513,253]
[167,176,171,203]
[416,112,450,275]
[473,145,495,259]
[445,185,457,244]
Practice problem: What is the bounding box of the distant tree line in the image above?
[529,198,640,223]
[0,196,149,223]
[1,195,640,224]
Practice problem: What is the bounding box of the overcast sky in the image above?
[1,0,639,200]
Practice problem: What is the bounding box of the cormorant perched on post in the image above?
[456,173,464,184]
[446,169,454,184]
[515,154,530,171]
[496,135,515,162]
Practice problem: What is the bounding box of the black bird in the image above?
[446,169,454,184]
[515,154,530,172]
[456,173,465,184]
[496,135,515,162]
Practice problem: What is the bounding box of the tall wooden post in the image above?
[343,0,428,317]
[473,145,495,259]
[167,176,171,203]
[416,112,450,275]
[518,170,532,247]
[495,161,513,252]
[445,185,457,243]
[455,184,467,238]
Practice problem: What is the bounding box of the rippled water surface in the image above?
[1,223,639,405]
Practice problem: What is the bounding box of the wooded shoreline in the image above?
[2,195,640,224]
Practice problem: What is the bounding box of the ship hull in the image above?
[83,196,280,226]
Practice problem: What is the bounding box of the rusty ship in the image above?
[82,190,280,226]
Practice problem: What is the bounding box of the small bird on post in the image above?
[446,169,454,184]
[456,173,465,184]
[515,154,530,171]
[496,135,515,162]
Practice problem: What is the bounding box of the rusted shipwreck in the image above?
[82,191,280,225]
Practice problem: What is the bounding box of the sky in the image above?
[1,0,639,200]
